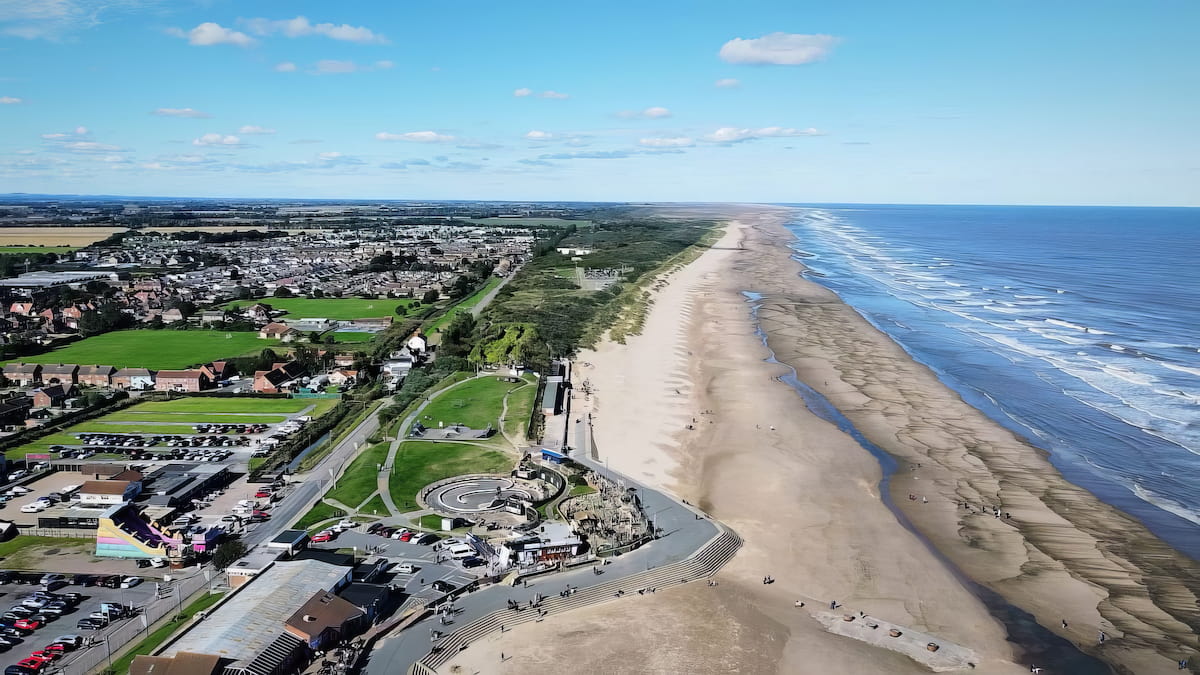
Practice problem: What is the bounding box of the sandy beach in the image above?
[436,205,1199,675]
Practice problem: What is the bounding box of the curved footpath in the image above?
[363,412,737,675]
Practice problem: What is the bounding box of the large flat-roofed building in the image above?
[162,559,352,675]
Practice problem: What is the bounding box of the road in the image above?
[241,402,382,548]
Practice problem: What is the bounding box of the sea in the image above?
[782,204,1200,560]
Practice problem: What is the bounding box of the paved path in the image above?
[469,270,517,318]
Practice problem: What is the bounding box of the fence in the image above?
[57,569,218,675]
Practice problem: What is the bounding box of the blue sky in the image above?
[1,1,1197,205]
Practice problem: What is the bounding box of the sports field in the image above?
[1,330,273,370]
[224,297,416,320]
[331,332,375,343]
[136,398,314,413]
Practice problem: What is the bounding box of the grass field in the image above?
[1,330,273,369]
[418,375,525,431]
[137,398,314,413]
[72,422,199,435]
[429,276,503,333]
[101,411,288,424]
[466,217,588,228]
[359,493,388,516]
[294,502,346,531]
[224,297,416,320]
[0,537,92,568]
[0,246,76,254]
[501,376,538,444]
[331,331,376,343]
[326,441,390,509]
[388,441,512,512]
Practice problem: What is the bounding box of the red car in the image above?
[310,531,334,543]
[399,531,414,542]
[16,656,49,671]
[40,643,66,654]
[29,650,60,662]
[15,618,43,631]
[254,491,271,499]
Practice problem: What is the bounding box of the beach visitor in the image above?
[1061,619,1068,629]
[830,600,837,610]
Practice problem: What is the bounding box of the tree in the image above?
[312,288,324,298]
[212,539,247,570]
[308,331,321,343]
[274,286,294,298]
[422,289,440,304]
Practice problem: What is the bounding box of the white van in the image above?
[448,544,474,559]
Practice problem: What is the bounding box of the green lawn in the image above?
[326,442,390,509]
[331,331,376,343]
[418,376,524,431]
[1,330,274,370]
[429,276,503,333]
[137,398,313,413]
[359,493,388,516]
[0,246,76,254]
[388,441,512,512]
[100,411,288,424]
[294,502,346,531]
[107,591,226,674]
[501,378,538,444]
[224,297,416,320]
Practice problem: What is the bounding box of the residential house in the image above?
[155,370,211,392]
[350,316,393,332]
[382,349,413,379]
[32,384,75,408]
[327,369,357,387]
[244,303,274,323]
[259,322,300,342]
[77,365,117,387]
[199,310,226,324]
[161,308,185,323]
[40,363,79,385]
[0,396,32,427]
[205,361,234,381]
[8,302,32,316]
[113,368,155,390]
[2,363,41,386]
[253,361,305,393]
[332,353,356,368]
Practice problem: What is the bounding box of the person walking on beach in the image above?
[1061,619,1068,629]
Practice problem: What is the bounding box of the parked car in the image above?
[14,618,42,631]
[396,563,418,574]
[399,531,414,542]
[50,635,82,649]
[75,618,105,630]
[6,471,27,482]
[461,557,486,569]
[366,523,383,534]
[98,576,121,589]
[310,531,335,543]
[18,504,44,514]
[119,577,141,589]
[38,575,65,588]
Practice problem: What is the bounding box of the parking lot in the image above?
[311,528,483,598]
[0,573,159,673]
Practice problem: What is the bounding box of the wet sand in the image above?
[437,205,1198,674]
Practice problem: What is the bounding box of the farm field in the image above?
[428,276,503,333]
[0,246,76,254]
[418,375,524,431]
[0,330,273,369]
[224,297,416,320]
[100,411,288,424]
[466,217,588,228]
[388,441,512,512]
[0,227,127,247]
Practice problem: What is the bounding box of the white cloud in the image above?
[238,125,276,135]
[715,78,741,88]
[75,126,87,135]
[241,16,387,44]
[513,88,532,97]
[274,61,297,72]
[318,151,343,160]
[41,126,88,140]
[192,133,242,146]
[524,130,553,140]
[375,131,456,143]
[617,106,672,119]
[703,126,822,143]
[0,96,22,104]
[152,108,211,118]
[62,141,123,153]
[719,33,839,65]
[375,60,394,70]
[41,133,68,140]
[539,90,569,99]
[639,137,694,148]
[168,22,256,47]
